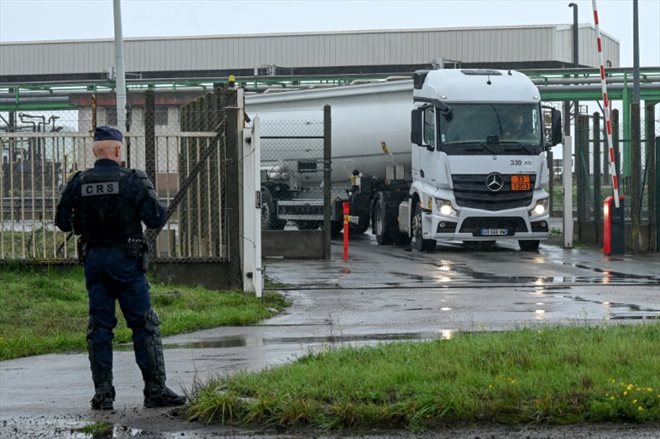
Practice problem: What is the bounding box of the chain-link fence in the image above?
[549,102,659,250]
[0,88,238,262]
[258,112,327,232]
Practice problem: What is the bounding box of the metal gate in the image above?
[0,130,226,262]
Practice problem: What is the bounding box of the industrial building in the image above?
[0,24,619,83]
[0,24,622,136]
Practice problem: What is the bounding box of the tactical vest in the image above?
[74,168,142,244]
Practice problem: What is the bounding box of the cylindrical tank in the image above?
[246,79,413,183]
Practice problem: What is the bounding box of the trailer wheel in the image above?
[373,195,393,245]
[350,213,370,235]
[331,221,343,237]
[412,203,436,252]
[519,240,540,251]
[261,188,286,230]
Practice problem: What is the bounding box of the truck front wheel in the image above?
[412,203,436,252]
[373,195,394,245]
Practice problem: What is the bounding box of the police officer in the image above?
[55,126,185,410]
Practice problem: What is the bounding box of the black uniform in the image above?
[56,157,184,410]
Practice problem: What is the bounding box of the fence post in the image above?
[224,87,243,288]
[323,105,332,260]
[630,102,641,253]
[144,89,156,190]
[593,111,601,244]
[645,102,657,252]
[214,88,226,258]
[575,114,589,241]
[208,90,221,256]
[199,93,213,256]
[547,145,554,215]
[656,134,660,252]
[612,109,621,185]
[188,98,201,255]
[562,135,574,248]
[178,101,190,256]
[144,89,157,254]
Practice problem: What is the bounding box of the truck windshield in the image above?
[438,103,543,155]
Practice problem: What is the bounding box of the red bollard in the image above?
[603,195,625,255]
[343,201,350,261]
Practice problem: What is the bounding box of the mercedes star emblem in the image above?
[486,172,504,192]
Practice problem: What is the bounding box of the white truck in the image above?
[246,68,562,251]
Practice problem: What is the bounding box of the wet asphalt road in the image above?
[1,236,659,438]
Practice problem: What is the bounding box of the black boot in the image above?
[143,380,186,408]
[88,327,115,411]
[90,370,115,410]
[136,309,186,408]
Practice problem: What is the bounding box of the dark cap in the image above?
[93,126,123,142]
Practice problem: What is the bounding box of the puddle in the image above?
[389,272,428,282]
[53,422,143,438]
[565,263,660,283]
[608,315,659,320]
[126,331,458,350]
[543,293,660,320]
[116,336,247,351]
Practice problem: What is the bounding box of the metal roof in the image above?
[0,25,620,80]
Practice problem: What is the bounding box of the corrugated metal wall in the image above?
[0,25,620,76]
[554,25,620,67]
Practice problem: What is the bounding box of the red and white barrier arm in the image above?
[592,0,621,208]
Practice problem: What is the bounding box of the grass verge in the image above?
[187,323,660,430]
[0,264,287,360]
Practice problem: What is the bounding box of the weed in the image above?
[73,421,112,436]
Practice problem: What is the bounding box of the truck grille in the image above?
[452,174,535,211]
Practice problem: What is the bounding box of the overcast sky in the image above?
[0,0,659,67]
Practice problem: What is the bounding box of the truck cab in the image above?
[405,69,562,251]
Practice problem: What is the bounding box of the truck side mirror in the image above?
[411,109,423,146]
[549,108,562,147]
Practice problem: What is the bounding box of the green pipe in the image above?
[540,88,660,101]
[3,70,660,112]
[0,102,75,111]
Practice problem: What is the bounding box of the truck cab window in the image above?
[423,107,435,148]
[439,103,543,155]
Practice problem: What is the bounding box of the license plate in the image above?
[480,228,509,236]
[511,175,531,191]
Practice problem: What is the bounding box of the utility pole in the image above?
[569,3,580,117]
[113,0,127,135]
[630,0,642,252]
[562,2,579,248]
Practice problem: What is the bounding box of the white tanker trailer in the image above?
[246,79,413,182]
[246,69,562,251]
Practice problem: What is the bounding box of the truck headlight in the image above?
[529,198,549,218]
[434,198,457,218]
